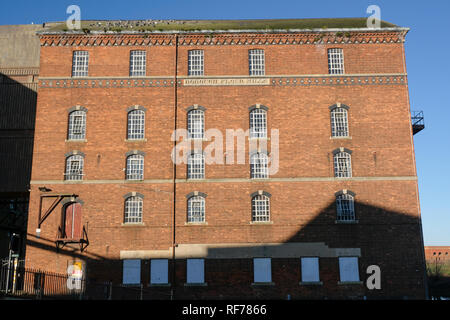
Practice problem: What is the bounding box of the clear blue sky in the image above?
[1,0,448,245]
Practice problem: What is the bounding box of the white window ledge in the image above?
[299,281,323,286]
[330,136,351,139]
[121,223,145,227]
[337,281,363,285]
[250,221,273,225]
[251,282,275,286]
[149,283,171,287]
[184,282,208,287]
[125,139,147,142]
[185,222,208,226]
[65,139,87,142]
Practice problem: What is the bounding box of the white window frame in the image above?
[126,154,144,180]
[123,259,141,285]
[249,49,265,76]
[150,259,169,285]
[187,109,204,139]
[250,152,269,179]
[127,109,145,140]
[328,48,344,75]
[65,154,84,181]
[253,258,272,283]
[72,51,89,77]
[188,50,204,76]
[187,152,205,179]
[130,50,146,77]
[124,196,143,224]
[187,196,205,223]
[334,151,352,178]
[331,107,349,137]
[249,108,267,139]
[301,257,320,283]
[339,257,360,282]
[68,110,86,140]
[252,195,270,222]
[187,258,205,284]
[336,193,356,222]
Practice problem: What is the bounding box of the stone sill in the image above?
[184,282,208,287]
[337,281,363,285]
[249,221,273,225]
[121,223,146,227]
[65,139,87,142]
[299,281,323,286]
[125,139,147,142]
[330,136,352,140]
[251,282,275,287]
[185,222,208,226]
[149,283,171,287]
[335,220,359,224]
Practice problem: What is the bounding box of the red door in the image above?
[65,203,82,239]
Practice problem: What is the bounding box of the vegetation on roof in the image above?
[50,18,398,33]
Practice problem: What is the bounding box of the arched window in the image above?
[335,191,356,222]
[127,109,145,140]
[187,152,205,179]
[68,109,86,140]
[124,195,143,224]
[250,152,269,179]
[249,107,267,139]
[187,109,204,139]
[333,149,352,178]
[330,104,349,137]
[251,192,270,222]
[126,153,144,180]
[65,153,84,181]
[187,194,206,223]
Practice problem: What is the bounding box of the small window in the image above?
[187,195,205,223]
[124,196,143,224]
[252,194,270,222]
[187,258,205,284]
[187,109,204,139]
[130,50,146,77]
[249,49,265,76]
[150,259,169,284]
[127,109,145,140]
[336,192,356,222]
[328,48,344,74]
[339,257,360,282]
[68,110,86,140]
[187,153,205,179]
[330,106,349,137]
[333,150,352,178]
[253,258,271,283]
[123,259,141,285]
[65,154,84,181]
[72,51,89,77]
[249,108,267,139]
[188,50,204,76]
[301,257,320,283]
[250,153,269,179]
[126,154,144,180]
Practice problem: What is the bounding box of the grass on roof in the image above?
[49,18,398,33]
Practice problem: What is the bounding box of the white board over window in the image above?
[187,259,204,284]
[301,257,320,282]
[122,259,140,284]
[339,257,360,282]
[254,258,271,283]
[151,259,169,284]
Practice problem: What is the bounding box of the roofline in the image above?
[38,27,409,36]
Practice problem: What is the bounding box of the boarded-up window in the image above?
[64,202,82,239]
[151,259,169,284]
[187,259,204,284]
[123,259,141,285]
[253,258,271,283]
[301,257,320,282]
[339,257,360,282]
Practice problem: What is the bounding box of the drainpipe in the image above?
[170,34,179,301]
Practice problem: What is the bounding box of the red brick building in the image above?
[24,18,427,299]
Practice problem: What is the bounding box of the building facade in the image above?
[24,19,427,299]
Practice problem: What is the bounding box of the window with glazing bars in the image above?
[72,51,89,77]
[331,107,349,137]
[130,50,146,76]
[187,153,205,179]
[188,50,204,76]
[68,110,86,140]
[65,155,84,180]
[328,48,344,74]
[124,196,143,224]
[334,151,352,178]
[127,110,145,140]
[249,109,267,138]
[126,154,144,180]
[250,153,269,179]
[187,109,204,139]
[336,193,355,221]
[252,195,270,222]
[249,49,265,76]
[187,196,205,223]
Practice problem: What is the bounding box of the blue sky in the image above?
[1,0,449,245]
